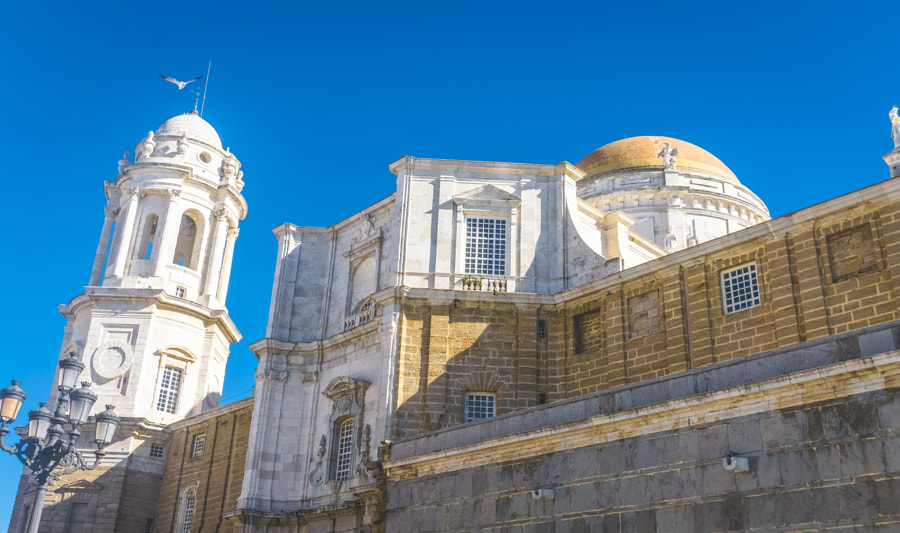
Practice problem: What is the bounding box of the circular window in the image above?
[199,152,212,163]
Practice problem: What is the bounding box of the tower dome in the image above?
[575,136,769,252]
[156,111,223,149]
[577,136,738,183]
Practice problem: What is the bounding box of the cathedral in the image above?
[8,108,900,532]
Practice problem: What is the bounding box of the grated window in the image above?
[465,393,496,422]
[149,444,164,458]
[191,435,205,458]
[335,418,354,481]
[181,496,195,533]
[721,263,761,314]
[155,368,181,414]
[465,217,507,276]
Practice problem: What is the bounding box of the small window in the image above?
[465,217,507,276]
[191,435,205,458]
[149,444,165,458]
[156,367,182,414]
[144,518,155,533]
[335,418,354,481]
[465,393,496,422]
[721,263,761,314]
[537,320,546,339]
[175,286,186,298]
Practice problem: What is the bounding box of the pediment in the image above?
[323,376,371,402]
[159,346,197,363]
[453,184,520,209]
[58,479,103,492]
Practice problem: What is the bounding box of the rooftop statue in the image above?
[890,106,900,150]
[658,142,679,170]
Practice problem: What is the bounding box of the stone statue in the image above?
[117,151,130,175]
[658,142,679,170]
[890,106,900,150]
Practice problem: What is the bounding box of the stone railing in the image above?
[457,276,515,293]
[343,301,375,331]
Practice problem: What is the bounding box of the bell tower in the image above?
[9,111,247,533]
[50,111,246,426]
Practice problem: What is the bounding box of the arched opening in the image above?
[137,214,159,261]
[172,213,200,269]
[349,256,376,313]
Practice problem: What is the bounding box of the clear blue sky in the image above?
[0,0,897,525]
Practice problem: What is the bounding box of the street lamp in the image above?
[0,353,119,533]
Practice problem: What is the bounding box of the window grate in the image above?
[156,368,181,414]
[335,418,354,481]
[722,264,761,314]
[465,218,507,276]
[181,497,195,533]
[149,444,165,458]
[191,436,205,458]
[465,393,496,422]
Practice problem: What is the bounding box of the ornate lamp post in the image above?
[0,353,120,533]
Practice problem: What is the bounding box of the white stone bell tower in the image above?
[51,110,246,426]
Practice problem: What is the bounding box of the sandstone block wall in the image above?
[155,401,252,533]
[383,323,900,532]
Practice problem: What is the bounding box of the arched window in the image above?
[137,214,159,260]
[172,214,198,268]
[176,485,198,533]
[333,416,354,481]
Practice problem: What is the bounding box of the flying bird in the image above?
[160,74,203,90]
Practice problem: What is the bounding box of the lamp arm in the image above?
[0,425,17,454]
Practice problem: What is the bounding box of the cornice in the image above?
[61,288,241,343]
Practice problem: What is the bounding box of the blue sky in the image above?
[0,0,897,525]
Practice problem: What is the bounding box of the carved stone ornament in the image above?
[309,435,327,486]
[91,339,134,379]
[254,353,288,383]
[657,142,679,170]
[138,131,156,160]
[302,371,318,385]
[117,152,130,174]
[176,133,188,156]
[891,106,900,150]
[323,376,371,406]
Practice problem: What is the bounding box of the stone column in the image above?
[88,206,117,286]
[204,209,229,298]
[110,187,140,278]
[216,228,239,302]
[152,188,182,276]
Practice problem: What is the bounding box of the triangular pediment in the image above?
[453,184,520,208]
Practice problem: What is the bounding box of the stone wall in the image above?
[155,399,252,533]
[383,322,900,532]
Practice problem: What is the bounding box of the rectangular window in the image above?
[465,393,496,422]
[191,435,205,458]
[181,497,195,533]
[465,217,507,276]
[149,444,165,458]
[175,286,186,298]
[335,418,354,481]
[721,263,761,314]
[145,518,155,533]
[156,367,181,414]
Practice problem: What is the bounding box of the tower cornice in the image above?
[59,288,241,343]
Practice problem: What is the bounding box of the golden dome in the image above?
[576,136,738,183]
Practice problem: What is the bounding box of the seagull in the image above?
[160,74,203,90]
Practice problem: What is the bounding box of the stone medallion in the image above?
[91,339,134,379]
